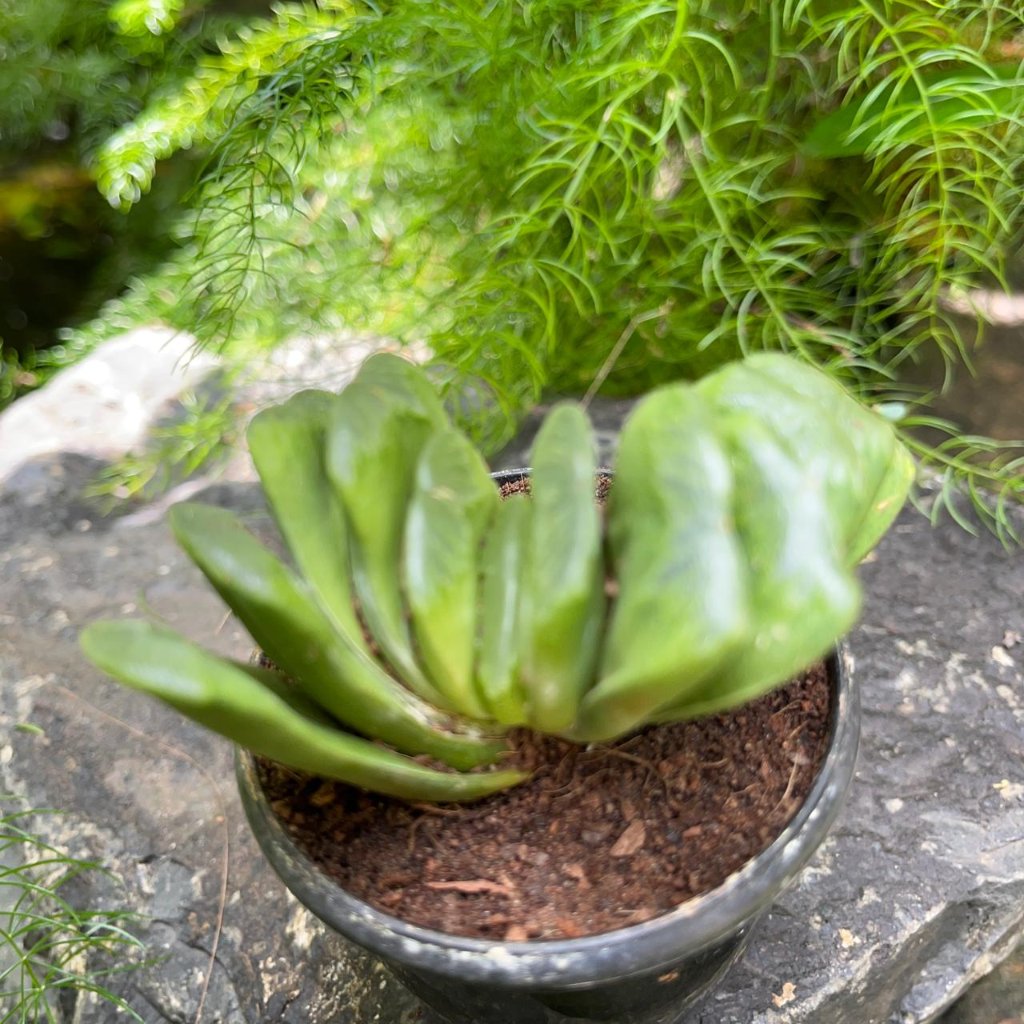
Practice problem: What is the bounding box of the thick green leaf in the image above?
[733,354,913,563]
[81,621,525,803]
[698,354,912,564]
[851,439,916,565]
[518,404,604,734]
[697,360,864,550]
[326,354,449,705]
[247,389,365,646]
[354,351,450,424]
[404,428,498,718]
[654,409,860,721]
[168,501,506,770]
[573,386,749,743]
[475,493,531,726]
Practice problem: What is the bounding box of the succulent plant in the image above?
[81,353,913,802]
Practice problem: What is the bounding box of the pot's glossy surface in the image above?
[237,649,858,1024]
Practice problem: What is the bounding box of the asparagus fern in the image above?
[84,0,1024,536]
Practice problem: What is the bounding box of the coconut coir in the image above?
[257,663,831,941]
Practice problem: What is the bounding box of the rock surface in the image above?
[0,327,217,482]
[1,337,1023,1023]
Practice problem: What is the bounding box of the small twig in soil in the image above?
[786,721,809,746]
[724,783,760,809]
[550,766,615,804]
[771,759,803,816]
[770,700,802,720]
[699,757,730,769]
[586,748,682,810]
[410,802,491,820]
[426,879,516,897]
[407,815,441,855]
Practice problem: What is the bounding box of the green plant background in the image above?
[2,0,1023,530]
[0,0,246,406]
[80,0,1024,534]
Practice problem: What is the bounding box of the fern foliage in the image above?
[92,0,1024,530]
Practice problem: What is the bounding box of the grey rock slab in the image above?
[0,457,422,1024]
[938,933,1024,1024]
[232,331,388,408]
[1,439,1023,1024]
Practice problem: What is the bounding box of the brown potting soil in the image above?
[257,662,831,942]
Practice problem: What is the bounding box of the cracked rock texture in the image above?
[1,337,1023,1023]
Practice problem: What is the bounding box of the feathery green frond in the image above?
[89,0,1022,529]
[1,806,145,1020]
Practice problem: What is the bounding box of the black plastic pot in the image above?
[236,470,861,1024]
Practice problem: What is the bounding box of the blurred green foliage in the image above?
[2,1,1024,533]
[0,0,242,408]
[79,0,1024,531]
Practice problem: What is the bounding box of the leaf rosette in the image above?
[82,353,913,801]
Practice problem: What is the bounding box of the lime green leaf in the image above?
[476,492,531,725]
[326,354,449,705]
[574,386,749,743]
[81,621,524,803]
[518,404,604,734]
[729,354,913,563]
[852,440,916,565]
[655,409,860,721]
[168,502,505,770]
[697,359,864,548]
[404,428,498,718]
[109,0,193,38]
[247,389,366,646]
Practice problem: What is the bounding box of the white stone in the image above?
[0,326,215,482]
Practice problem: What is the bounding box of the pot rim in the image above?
[235,469,861,988]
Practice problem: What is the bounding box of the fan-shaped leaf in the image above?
[699,354,913,564]
[518,404,604,734]
[655,409,861,720]
[326,353,449,705]
[247,388,365,645]
[476,492,531,725]
[574,385,749,742]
